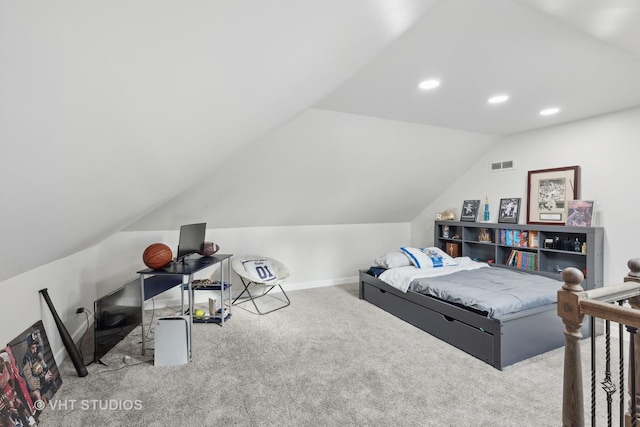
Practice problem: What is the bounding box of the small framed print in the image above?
[527,165,579,225]
[460,200,480,222]
[498,198,521,224]
[566,200,594,227]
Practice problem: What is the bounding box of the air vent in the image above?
[489,160,515,172]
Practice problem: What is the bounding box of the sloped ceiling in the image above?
[316,0,640,135]
[3,0,640,282]
[0,0,435,282]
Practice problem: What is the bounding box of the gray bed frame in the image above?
[359,269,577,370]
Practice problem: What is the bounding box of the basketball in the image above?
[143,243,173,269]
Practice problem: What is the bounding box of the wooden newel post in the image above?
[624,258,640,427]
[558,267,586,427]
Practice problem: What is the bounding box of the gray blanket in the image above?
[408,267,562,318]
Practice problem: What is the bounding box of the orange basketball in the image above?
[143,243,173,269]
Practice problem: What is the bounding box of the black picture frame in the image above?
[498,198,521,224]
[460,200,480,222]
[527,165,580,225]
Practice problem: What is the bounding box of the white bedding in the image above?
[378,256,489,292]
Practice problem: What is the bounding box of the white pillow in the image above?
[242,259,278,282]
[373,251,412,269]
[419,247,454,260]
[400,247,457,269]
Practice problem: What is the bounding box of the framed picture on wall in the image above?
[498,198,521,224]
[460,200,480,222]
[527,166,579,225]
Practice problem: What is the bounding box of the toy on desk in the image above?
[198,242,220,256]
[143,243,173,269]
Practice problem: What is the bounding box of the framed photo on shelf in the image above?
[527,165,579,225]
[460,200,480,222]
[498,197,521,224]
[566,200,594,227]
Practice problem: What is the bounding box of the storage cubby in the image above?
[439,224,461,240]
[435,221,603,290]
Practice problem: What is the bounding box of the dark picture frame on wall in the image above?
[527,165,579,225]
[460,200,480,222]
[498,197,521,224]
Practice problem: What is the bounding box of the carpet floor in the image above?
[38,283,620,426]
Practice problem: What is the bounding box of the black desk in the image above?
[137,254,233,359]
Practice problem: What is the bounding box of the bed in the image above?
[359,248,574,370]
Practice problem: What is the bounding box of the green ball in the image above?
[194,309,205,318]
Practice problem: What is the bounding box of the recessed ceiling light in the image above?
[539,107,560,116]
[487,95,509,104]
[418,79,440,90]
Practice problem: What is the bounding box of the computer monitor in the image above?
[176,222,206,262]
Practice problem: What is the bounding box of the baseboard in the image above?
[283,276,358,292]
[145,276,359,309]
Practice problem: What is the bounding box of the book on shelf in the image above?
[505,249,538,271]
[505,230,513,246]
[501,228,537,248]
[513,231,521,246]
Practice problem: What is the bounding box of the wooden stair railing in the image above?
[559,258,640,427]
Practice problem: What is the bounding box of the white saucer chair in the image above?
[231,255,291,314]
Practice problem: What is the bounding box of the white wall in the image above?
[98,223,410,306]
[0,222,409,363]
[412,106,640,287]
[0,247,98,364]
[126,109,497,231]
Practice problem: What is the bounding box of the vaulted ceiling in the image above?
[318,0,640,135]
[2,0,640,282]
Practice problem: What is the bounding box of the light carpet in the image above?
[39,283,620,426]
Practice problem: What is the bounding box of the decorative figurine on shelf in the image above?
[483,196,490,222]
[479,228,491,242]
[573,238,581,252]
[437,209,456,221]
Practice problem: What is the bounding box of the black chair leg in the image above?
[232,278,291,315]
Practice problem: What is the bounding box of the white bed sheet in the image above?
[378,256,489,292]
